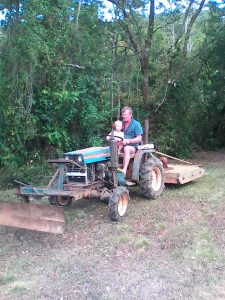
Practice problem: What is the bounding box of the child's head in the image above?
[114,120,123,132]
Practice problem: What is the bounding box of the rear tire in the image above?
[108,187,129,221]
[49,196,72,207]
[140,156,165,199]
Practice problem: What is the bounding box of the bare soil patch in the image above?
[1,151,225,300]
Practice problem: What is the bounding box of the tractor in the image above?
[0,136,204,234]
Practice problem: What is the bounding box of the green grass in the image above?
[116,224,132,233]
[0,273,16,284]
[112,234,131,244]
[183,229,220,262]
[154,222,166,230]
[66,208,87,220]
[135,237,151,249]
[11,284,28,295]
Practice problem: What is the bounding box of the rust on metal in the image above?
[0,202,65,234]
[71,189,100,200]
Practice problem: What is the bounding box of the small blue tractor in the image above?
[0,136,204,234]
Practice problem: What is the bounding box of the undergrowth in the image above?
[0,162,53,189]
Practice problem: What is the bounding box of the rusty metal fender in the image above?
[132,149,156,182]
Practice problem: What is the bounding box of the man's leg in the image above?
[122,146,136,174]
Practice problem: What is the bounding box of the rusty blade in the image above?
[0,202,65,234]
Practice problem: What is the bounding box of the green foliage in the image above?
[153,79,195,156]
[0,0,111,169]
[0,160,53,189]
[193,4,225,149]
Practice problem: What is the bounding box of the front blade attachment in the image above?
[0,202,65,234]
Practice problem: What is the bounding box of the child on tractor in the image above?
[107,120,124,155]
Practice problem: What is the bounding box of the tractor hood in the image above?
[64,146,110,164]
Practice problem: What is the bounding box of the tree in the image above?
[106,0,206,144]
[107,0,155,143]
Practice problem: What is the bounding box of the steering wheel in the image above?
[106,134,123,142]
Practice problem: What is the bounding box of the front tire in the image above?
[108,187,129,221]
[140,156,165,199]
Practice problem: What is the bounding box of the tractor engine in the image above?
[63,146,111,186]
[95,163,108,179]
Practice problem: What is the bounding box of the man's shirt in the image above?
[123,118,143,147]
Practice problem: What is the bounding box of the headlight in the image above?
[65,155,69,160]
[77,155,83,163]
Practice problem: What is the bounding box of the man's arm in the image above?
[123,135,142,145]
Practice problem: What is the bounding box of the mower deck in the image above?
[164,163,205,184]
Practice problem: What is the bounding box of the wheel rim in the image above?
[151,167,162,192]
[57,196,71,206]
[118,193,129,216]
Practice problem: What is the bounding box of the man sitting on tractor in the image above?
[119,106,143,175]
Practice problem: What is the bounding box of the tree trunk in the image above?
[140,54,150,144]
[109,33,117,118]
[76,0,82,29]
[108,0,155,144]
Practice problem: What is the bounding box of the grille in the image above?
[66,167,86,173]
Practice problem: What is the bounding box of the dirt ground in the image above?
[1,150,225,300]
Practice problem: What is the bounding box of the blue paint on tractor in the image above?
[83,157,110,164]
[117,172,126,186]
[64,146,110,164]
